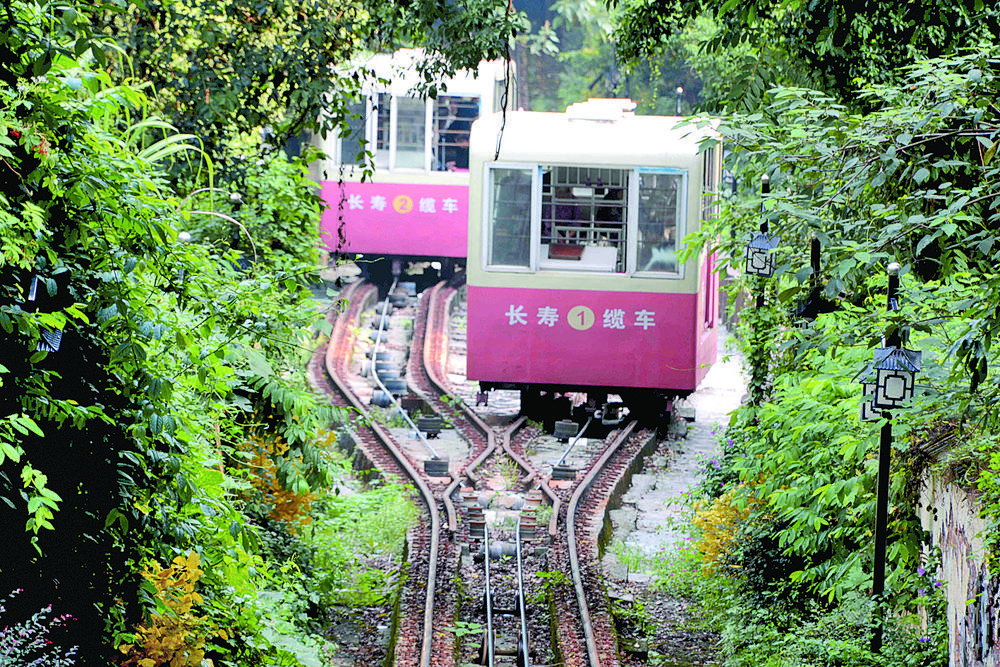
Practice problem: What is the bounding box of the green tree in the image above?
[613,0,1000,111]
[94,0,526,177]
[661,41,999,665]
[607,0,1000,657]
[2,0,527,660]
[514,0,701,114]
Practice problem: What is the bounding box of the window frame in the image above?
[481,162,691,279]
[482,162,541,272]
[338,92,482,172]
[389,95,430,170]
[627,167,688,280]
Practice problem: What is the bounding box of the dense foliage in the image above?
[671,44,1000,665]
[512,0,704,114]
[608,0,1000,662]
[612,0,1000,111]
[0,0,513,662]
[93,0,525,176]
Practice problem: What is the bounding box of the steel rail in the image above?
[421,283,506,534]
[322,280,442,667]
[437,287,559,537]
[418,282,466,534]
[421,286,535,666]
[515,515,530,667]
[566,420,637,667]
[484,524,496,667]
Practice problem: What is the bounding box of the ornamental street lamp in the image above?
[869,346,921,410]
[859,346,921,421]
[744,228,781,278]
[864,262,921,654]
[745,175,780,404]
[859,364,880,422]
[744,176,780,281]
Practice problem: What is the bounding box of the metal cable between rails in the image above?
[556,416,593,467]
[370,278,440,460]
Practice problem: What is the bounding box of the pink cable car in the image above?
[465,99,723,423]
[313,49,513,284]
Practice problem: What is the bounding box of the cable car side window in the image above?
[701,145,719,222]
[486,166,534,269]
[374,92,391,169]
[634,168,687,277]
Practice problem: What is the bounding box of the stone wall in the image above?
[919,473,999,667]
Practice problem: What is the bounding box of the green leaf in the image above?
[97,304,118,323]
[137,135,199,163]
[985,140,998,166]
[91,44,107,67]
[1,440,23,464]
[916,233,938,256]
[33,51,52,77]
[246,347,274,378]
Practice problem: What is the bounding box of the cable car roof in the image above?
[471,99,718,167]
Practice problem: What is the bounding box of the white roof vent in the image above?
[566,98,637,122]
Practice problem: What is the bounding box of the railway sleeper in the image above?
[551,464,577,480]
[483,592,527,618]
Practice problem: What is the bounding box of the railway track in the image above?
[314,279,664,667]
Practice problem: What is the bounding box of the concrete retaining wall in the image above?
[919,473,999,667]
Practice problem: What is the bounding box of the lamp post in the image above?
[863,262,921,653]
[743,175,780,403]
[675,86,684,115]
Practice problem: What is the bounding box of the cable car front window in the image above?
[539,166,627,273]
[433,96,479,171]
[395,96,426,169]
[487,167,533,268]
